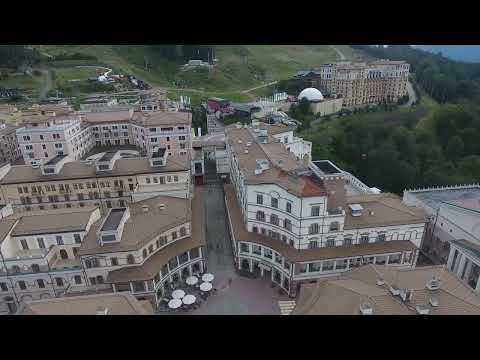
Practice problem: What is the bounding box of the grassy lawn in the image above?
[0,72,45,97]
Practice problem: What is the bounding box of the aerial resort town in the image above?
[0,45,480,315]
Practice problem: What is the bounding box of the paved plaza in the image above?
[187,182,289,315]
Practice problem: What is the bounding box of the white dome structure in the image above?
[298,88,324,102]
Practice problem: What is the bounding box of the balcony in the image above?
[50,258,82,272]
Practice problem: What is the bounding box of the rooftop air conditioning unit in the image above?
[359,303,373,315]
[429,297,439,307]
[376,278,385,286]
[416,305,430,315]
[244,150,249,154]
[389,285,400,296]
[426,278,441,291]
[142,205,149,213]
[158,203,166,210]
[238,140,243,144]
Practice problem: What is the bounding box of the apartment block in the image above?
[0,123,21,165]
[16,108,192,165]
[0,150,191,214]
[0,207,100,314]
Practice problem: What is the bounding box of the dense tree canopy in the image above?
[301,103,480,195]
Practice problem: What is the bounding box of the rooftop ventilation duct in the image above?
[376,278,385,286]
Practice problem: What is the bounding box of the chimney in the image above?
[96,306,109,315]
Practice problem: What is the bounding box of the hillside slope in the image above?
[35,45,359,94]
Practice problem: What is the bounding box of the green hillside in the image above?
[33,45,359,100]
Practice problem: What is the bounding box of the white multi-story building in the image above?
[16,108,192,165]
[0,207,101,314]
[0,187,206,314]
[224,123,426,297]
[403,184,480,293]
[78,187,206,309]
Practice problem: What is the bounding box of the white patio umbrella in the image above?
[172,289,186,299]
[200,282,213,292]
[202,273,214,282]
[182,294,196,305]
[186,276,199,286]
[168,298,182,309]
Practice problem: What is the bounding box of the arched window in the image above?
[142,249,148,259]
[309,223,319,235]
[270,214,279,226]
[329,222,339,232]
[31,264,40,273]
[60,249,68,259]
[256,211,265,222]
[180,227,186,237]
[84,260,92,269]
[127,254,135,264]
[96,275,104,284]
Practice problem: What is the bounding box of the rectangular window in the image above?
[240,243,249,253]
[18,281,27,290]
[271,198,278,208]
[37,279,45,288]
[111,257,118,266]
[20,239,29,250]
[0,282,7,291]
[74,234,81,243]
[286,202,292,213]
[56,236,63,245]
[257,194,263,205]
[311,206,320,216]
[252,245,262,255]
[308,262,321,272]
[55,278,64,287]
[74,275,82,284]
[37,238,45,249]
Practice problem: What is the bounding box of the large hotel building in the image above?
[294,60,410,107]
[224,122,426,297]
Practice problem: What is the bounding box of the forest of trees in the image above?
[0,45,41,68]
[352,45,480,103]
[301,102,480,195]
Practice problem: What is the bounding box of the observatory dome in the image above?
[298,88,324,102]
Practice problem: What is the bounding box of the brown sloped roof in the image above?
[79,195,192,256]
[11,209,96,237]
[20,292,152,315]
[344,193,426,230]
[105,188,206,283]
[224,184,417,263]
[293,264,480,315]
[0,156,189,184]
[131,111,191,126]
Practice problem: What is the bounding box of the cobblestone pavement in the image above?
[186,182,289,315]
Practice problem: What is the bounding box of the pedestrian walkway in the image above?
[278,300,296,315]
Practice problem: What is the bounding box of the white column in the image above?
[463,259,473,281]
[456,254,467,278]
[447,248,456,270]
[249,259,253,272]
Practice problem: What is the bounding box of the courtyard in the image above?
[181,181,289,315]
